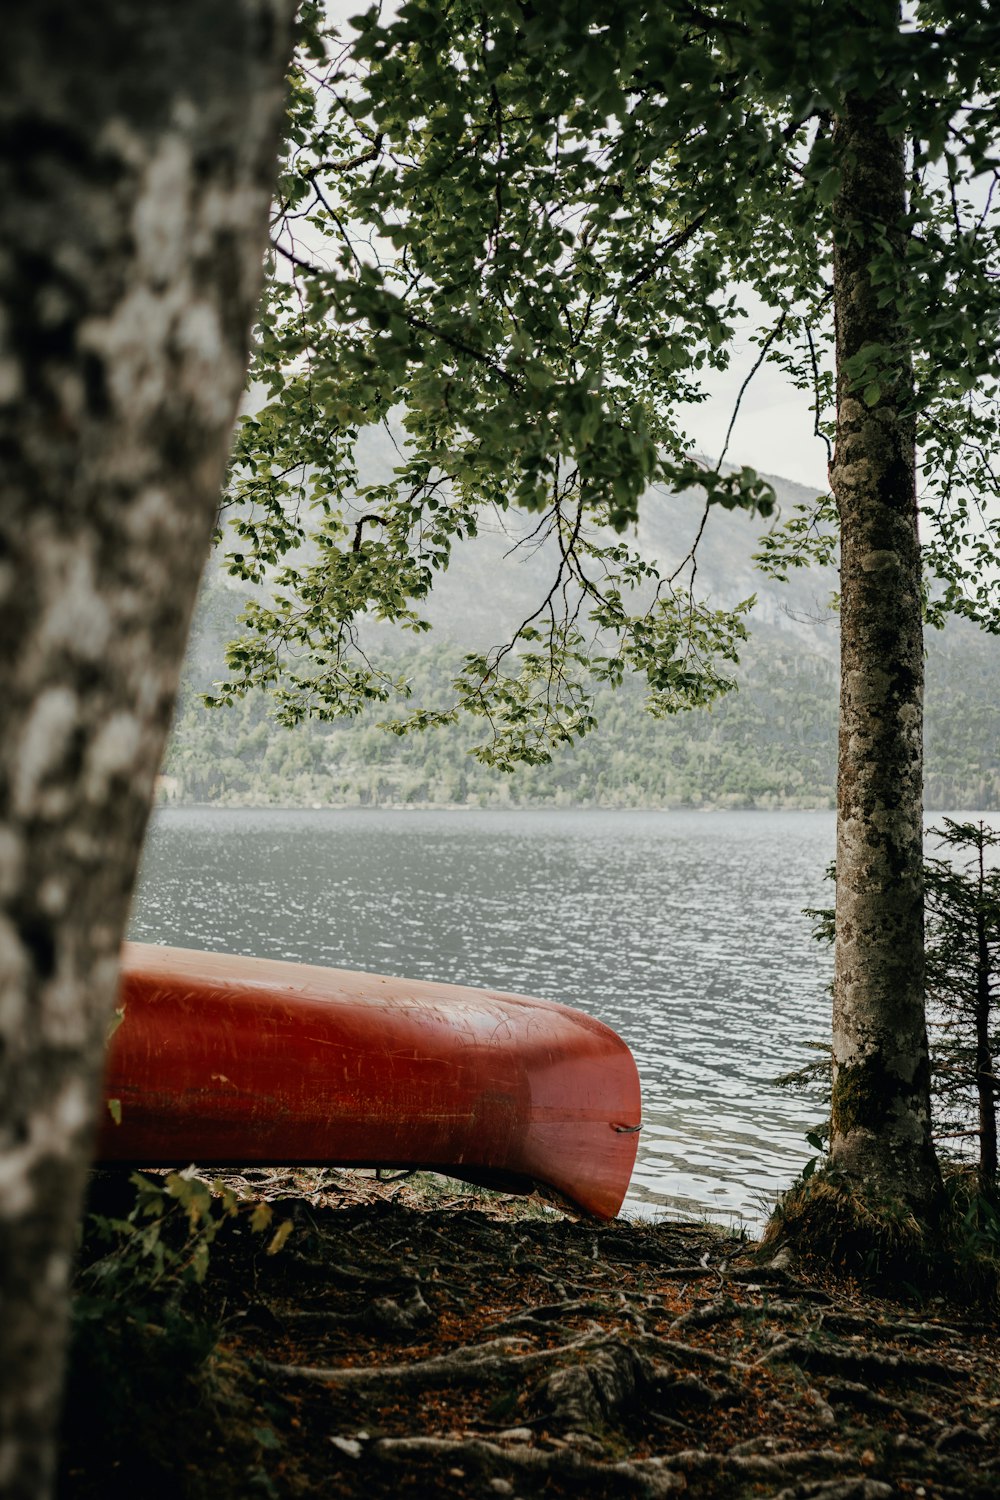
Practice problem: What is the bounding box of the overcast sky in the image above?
[683,345,830,491]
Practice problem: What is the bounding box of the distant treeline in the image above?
[161,589,1000,810]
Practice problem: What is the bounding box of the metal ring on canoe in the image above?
[613,1123,642,1134]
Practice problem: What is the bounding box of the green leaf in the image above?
[252,1427,284,1452]
[250,1202,274,1234]
[267,1219,294,1256]
[816,167,840,206]
[191,1241,211,1284]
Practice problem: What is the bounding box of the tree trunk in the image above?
[0,5,295,1496]
[828,88,940,1209]
[974,846,997,1187]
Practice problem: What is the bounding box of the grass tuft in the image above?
[761,1165,1000,1306]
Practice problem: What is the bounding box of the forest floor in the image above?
[60,1168,1000,1500]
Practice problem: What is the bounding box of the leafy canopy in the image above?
[213,0,1000,766]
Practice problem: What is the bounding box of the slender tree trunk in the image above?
[974,845,997,1187]
[0,6,295,1496]
[828,88,940,1209]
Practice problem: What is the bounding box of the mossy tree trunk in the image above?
[0,5,295,1497]
[828,88,941,1210]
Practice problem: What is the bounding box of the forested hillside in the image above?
[162,463,1000,810]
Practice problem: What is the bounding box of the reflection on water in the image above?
[130,807,838,1225]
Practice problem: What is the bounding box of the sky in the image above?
[683,344,830,491]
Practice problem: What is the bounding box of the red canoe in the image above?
[97,943,642,1220]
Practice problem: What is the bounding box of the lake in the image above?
[130,806,843,1226]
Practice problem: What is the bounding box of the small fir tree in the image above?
[924,820,1000,1196]
[796,821,1000,1197]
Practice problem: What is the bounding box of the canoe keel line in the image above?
[97,944,642,1220]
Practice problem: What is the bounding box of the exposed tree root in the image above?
[763,1335,967,1385]
[824,1377,945,1429]
[372,1435,687,1497]
[536,1337,648,1431]
[262,1332,543,1386]
[772,1480,894,1499]
[488,1294,643,1333]
[62,1170,1000,1500]
[812,1309,964,1343]
[370,1435,861,1495]
[276,1283,435,1336]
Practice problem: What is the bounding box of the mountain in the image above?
[161,456,1000,810]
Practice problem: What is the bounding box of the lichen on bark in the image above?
[0,4,296,1496]
[828,84,939,1209]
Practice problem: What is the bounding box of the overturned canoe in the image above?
[97,943,642,1220]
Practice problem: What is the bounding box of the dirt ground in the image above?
[60,1169,1000,1500]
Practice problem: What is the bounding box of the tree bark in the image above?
[829,88,940,1208]
[0,5,295,1496]
[974,841,997,1188]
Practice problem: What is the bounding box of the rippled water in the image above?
[130,807,842,1225]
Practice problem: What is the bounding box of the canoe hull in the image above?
[97,944,642,1220]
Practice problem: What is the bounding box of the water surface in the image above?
[130,807,838,1224]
